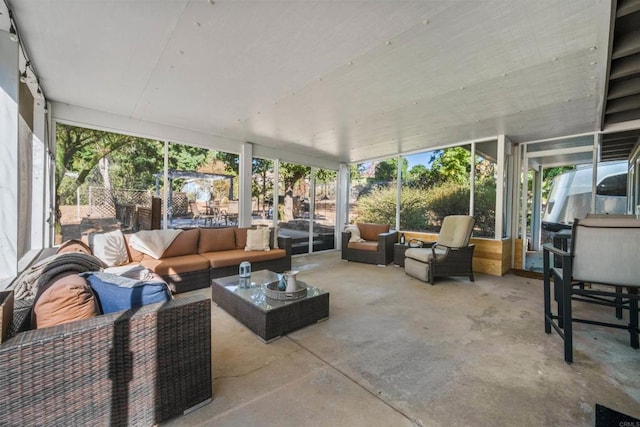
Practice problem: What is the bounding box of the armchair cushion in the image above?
[347,241,379,251]
[405,246,447,262]
[357,223,390,241]
[437,215,475,248]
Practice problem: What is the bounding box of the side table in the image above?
[394,243,410,267]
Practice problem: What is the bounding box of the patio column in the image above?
[31,100,47,250]
[239,142,253,227]
[0,31,20,283]
[336,163,350,247]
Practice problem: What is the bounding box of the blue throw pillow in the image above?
[81,271,171,314]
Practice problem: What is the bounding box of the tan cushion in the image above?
[234,228,249,249]
[405,258,430,282]
[125,234,146,263]
[357,223,390,241]
[405,246,448,262]
[347,241,379,252]
[201,248,287,268]
[33,273,98,329]
[198,227,236,253]
[56,239,92,255]
[437,216,474,248]
[246,228,270,251]
[141,254,210,276]
[162,228,199,258]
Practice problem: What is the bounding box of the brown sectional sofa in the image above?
[123,227,292,293]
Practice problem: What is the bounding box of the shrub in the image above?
[354,180,496,235]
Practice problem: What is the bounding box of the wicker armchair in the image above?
[404,215,475,284]
[341,223,397,266]
[0,295,212,426]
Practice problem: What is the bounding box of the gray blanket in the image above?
[12,252,104,300]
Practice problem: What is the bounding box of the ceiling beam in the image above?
[609,53,640,79]
[617,0,640,18]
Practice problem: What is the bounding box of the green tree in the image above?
[55,124,211,236]
[408,164,430,188]
[280,163,311,220]
[55,124,141,230]
[374,157,408,182]
[252,159,274,212]
[429,147,471,185]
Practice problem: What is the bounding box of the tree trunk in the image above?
[284,186,294,221]
[99,156,111,189]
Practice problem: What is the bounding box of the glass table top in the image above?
[212,270,327,312]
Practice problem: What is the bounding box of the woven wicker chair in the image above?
[404,215,475,284]
[0,295,212,426]
[543,216,640,363]
[341,223,397,266]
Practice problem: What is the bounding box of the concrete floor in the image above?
[164,251,640,426]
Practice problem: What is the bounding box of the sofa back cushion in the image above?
[33,272,98,328]
[357,223,390,241]
[56,239,93,255]
[124,234,146,263]
[198,227,236,253]
[234,228,249,249]
[162,228,200,258]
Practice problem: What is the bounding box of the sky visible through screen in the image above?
[405,152,434,169]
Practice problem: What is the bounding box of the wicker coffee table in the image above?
[211,270,329,342]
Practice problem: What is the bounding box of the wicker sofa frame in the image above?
[341,230,398,266]
[0,295,212,426]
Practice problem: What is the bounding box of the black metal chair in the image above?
[543,216,640,363]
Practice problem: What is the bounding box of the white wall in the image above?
[0,30,20,283]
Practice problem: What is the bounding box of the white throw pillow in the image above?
[245,228,271,251]
[92,230,129,267]
[345,225,365,243]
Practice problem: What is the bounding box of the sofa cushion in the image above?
[199,227,236,253]
[56,239,93,255]
[125,234,146,263]
[140,254,210,276]
[33,272,98,328]
[162,228,200,258]
[245,228,270,251]
[357,223,390,242]
[347,241,379,252]
[129,229,182,259]
[234,228,249,249]
[91,230,130,267]
[201,248,287,268]
[81,271,171,314]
